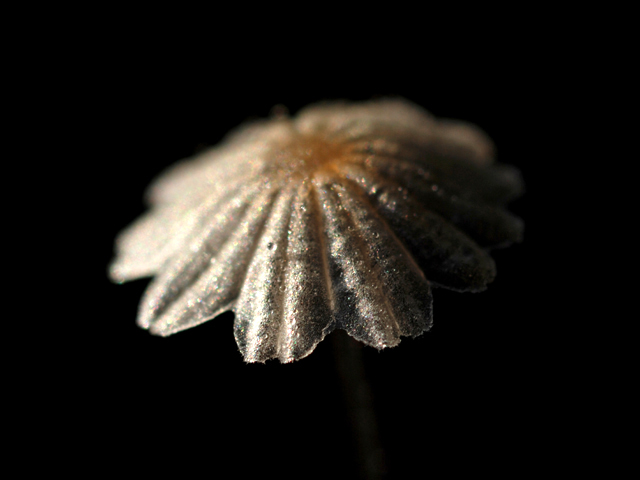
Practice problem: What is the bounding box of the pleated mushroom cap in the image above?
[110,98,524,363]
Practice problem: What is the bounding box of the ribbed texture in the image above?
[110,98,523,363]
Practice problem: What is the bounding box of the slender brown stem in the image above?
[332,331,386,479]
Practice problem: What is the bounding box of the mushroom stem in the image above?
[332,330,386,479]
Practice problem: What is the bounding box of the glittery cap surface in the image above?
[110,98,524,363]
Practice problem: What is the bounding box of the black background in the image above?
[63,18,565,478]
